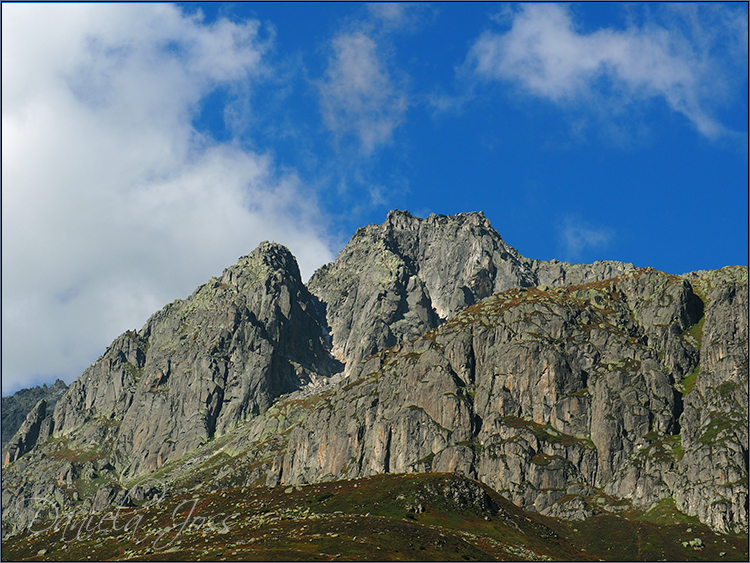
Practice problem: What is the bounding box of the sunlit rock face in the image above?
[2,210,746,539]
[12,242,340,477]
[308,209,634,375]
[282,266,747,535]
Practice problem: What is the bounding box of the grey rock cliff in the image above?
[278,267,748,534]
[3,400,54,466]
[1,210,746,541]
[41,242,339,478]
[2,379,67,446]
[309,210,633,374]
[675,269,749,532]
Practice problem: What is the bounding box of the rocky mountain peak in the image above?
[308,210,633,373]
[3,399,52,466]
[1,210,746,545]
[1,379,68,447]
[383,208,420,229]
[382,209,492,233]
[21,240,340,480]
[220,241,302,292]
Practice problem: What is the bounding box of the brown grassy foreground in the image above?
[2,472,747,561]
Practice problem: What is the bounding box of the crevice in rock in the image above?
[206,384,225,440]
[383,427,392,474]
[467,327,477,385]
[672,387,684,435]
[447,365,466,389]
[686,289,705,329]
[473,413,483,437]
[310,295,333,349]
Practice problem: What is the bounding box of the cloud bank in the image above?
[2,4,334,393]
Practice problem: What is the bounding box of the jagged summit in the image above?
[221,241,303,290]
[2,210,747,545]
[19,240,339,482]
[381,209,492,231]
[309,208,633,373]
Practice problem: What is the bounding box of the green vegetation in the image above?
[415,452,436,467]
[717,380,738,398]
[673,434,685,461]
[531,452,554,466]
[123,360,143,381]
[558,509,745,562]
[315,491,334,503]
[681,363,700,394]
[683,317,705,348]
[697,412,739,446]
[74,474,115,499]
[503,415,595,448]
[638,432,683,463]
[636,497,698,526]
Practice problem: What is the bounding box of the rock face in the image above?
[3,400,54,466]
[675,270,749,532]
[278,267,748,534]
[38,242,339,478]
[1,379,67,446]
[1,210,747,540]
[308,210,633,374]
[2,242,342,537]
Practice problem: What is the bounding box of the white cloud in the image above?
[365,3,432,32]
[366,3,410,27]
[318,30,408,154]
[2,4,334,394]
[560,217,611,260]
[468,3,746,138]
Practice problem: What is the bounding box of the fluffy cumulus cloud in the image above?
[2,4,334,393]
[318,27,408,154]
[468,3,746,138]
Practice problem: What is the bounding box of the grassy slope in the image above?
[3,472,747,562]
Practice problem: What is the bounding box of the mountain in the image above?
[4,242,340,476]
[286,266,747,534]
[1,210,747,560]
[308,211,633,375]
[1,379,67,446]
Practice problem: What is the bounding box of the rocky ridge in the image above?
[1,379,68,446]
[5,242,339,475]
[309,210,634,374]
[1,210,747,543]
[279,267,747,534]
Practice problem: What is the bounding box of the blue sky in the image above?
[2,3,747,394]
